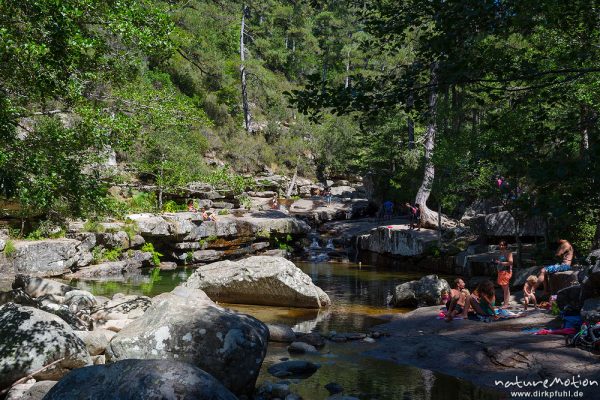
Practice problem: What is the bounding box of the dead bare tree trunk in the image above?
[240,5,251,132]
[414,64,455,229]
[414,63,439,228]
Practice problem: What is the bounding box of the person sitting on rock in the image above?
[523,275,538,310]
[187,200,197,212]
[447,280,496,322]
[537,239,574,294]
[444,278,470,320]
[201,207,217,222]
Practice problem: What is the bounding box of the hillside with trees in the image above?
[1,0,599,254]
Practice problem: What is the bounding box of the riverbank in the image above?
[367,306,600,397]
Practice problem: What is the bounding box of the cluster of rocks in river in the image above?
[0,256,381,399]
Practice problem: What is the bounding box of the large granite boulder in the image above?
[12,275,74,298]
[556,285,582,310]
[392,275,451,307]
[43,359,237,400]
[107,286,269,395]
[0,303,91,391]
[183,256,331,308]
[0,239,91,277]
[549,270,580,293]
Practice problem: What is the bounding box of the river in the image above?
[66,261,506,400]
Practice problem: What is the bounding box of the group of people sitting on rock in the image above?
[187,200,217,221]
[444,238,575,321]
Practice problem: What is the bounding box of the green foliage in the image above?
[129,192,157,213]
[83,220,106,234]
[92,246,122,264]
[141,242,162,266]
[122,221,140,241]
[3,240,16,257]
[185,251,194,265]
[217,209,229,216]
[162,200,187,213]
[199,166,254,195]
[206,235,218,243]
[0,0,173,221]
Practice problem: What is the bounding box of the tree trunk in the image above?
[344,49,350,89]
[414,63,439,228]
[286,166,298,198]
[240,5,251,132]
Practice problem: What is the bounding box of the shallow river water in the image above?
[66,261,506,400]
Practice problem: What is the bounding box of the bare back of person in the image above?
[557,240,574,266]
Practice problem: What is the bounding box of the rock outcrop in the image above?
[0,239,91,277]
[184,256,331,308]
[43,359,237,400]
[0,303,91,391]
[107,286,269,395]
[391,275,450,307]
[357,226,438,257]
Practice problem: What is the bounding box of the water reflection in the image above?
[65,261,504,399]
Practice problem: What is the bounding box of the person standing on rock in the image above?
[495,240,513,308]
[405,202,418,228]
[383,200,393,220]
[537,239,574,294]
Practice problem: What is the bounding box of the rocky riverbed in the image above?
[367,306,600,397]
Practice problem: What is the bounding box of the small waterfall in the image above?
[325,239,335,250]
[309,238,321,249]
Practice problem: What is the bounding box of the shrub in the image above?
[84,220,106,233]
[217,209,229,215]
[3,240,16,257]
[141,242,163,266]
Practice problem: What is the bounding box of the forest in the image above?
[1,0,599,253]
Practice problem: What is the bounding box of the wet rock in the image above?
[267,323,296,343]
[330,335,347,343]
[159,261,178,270]
[288,341,318,354]
[184,256,330,308]
[107,286,269,395]
[122,250,155,268]
[0,303,91,391]
[42,359,237,400]
[344,333,367,341]
[267,360,320,379]
[324,382,344,395]
[295,332,326,348]
[5,380,56,400]
[392,275,450,307]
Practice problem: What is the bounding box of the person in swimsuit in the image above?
[444,278,470,321]
[537,239,574,294]
[495,240,513,308]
